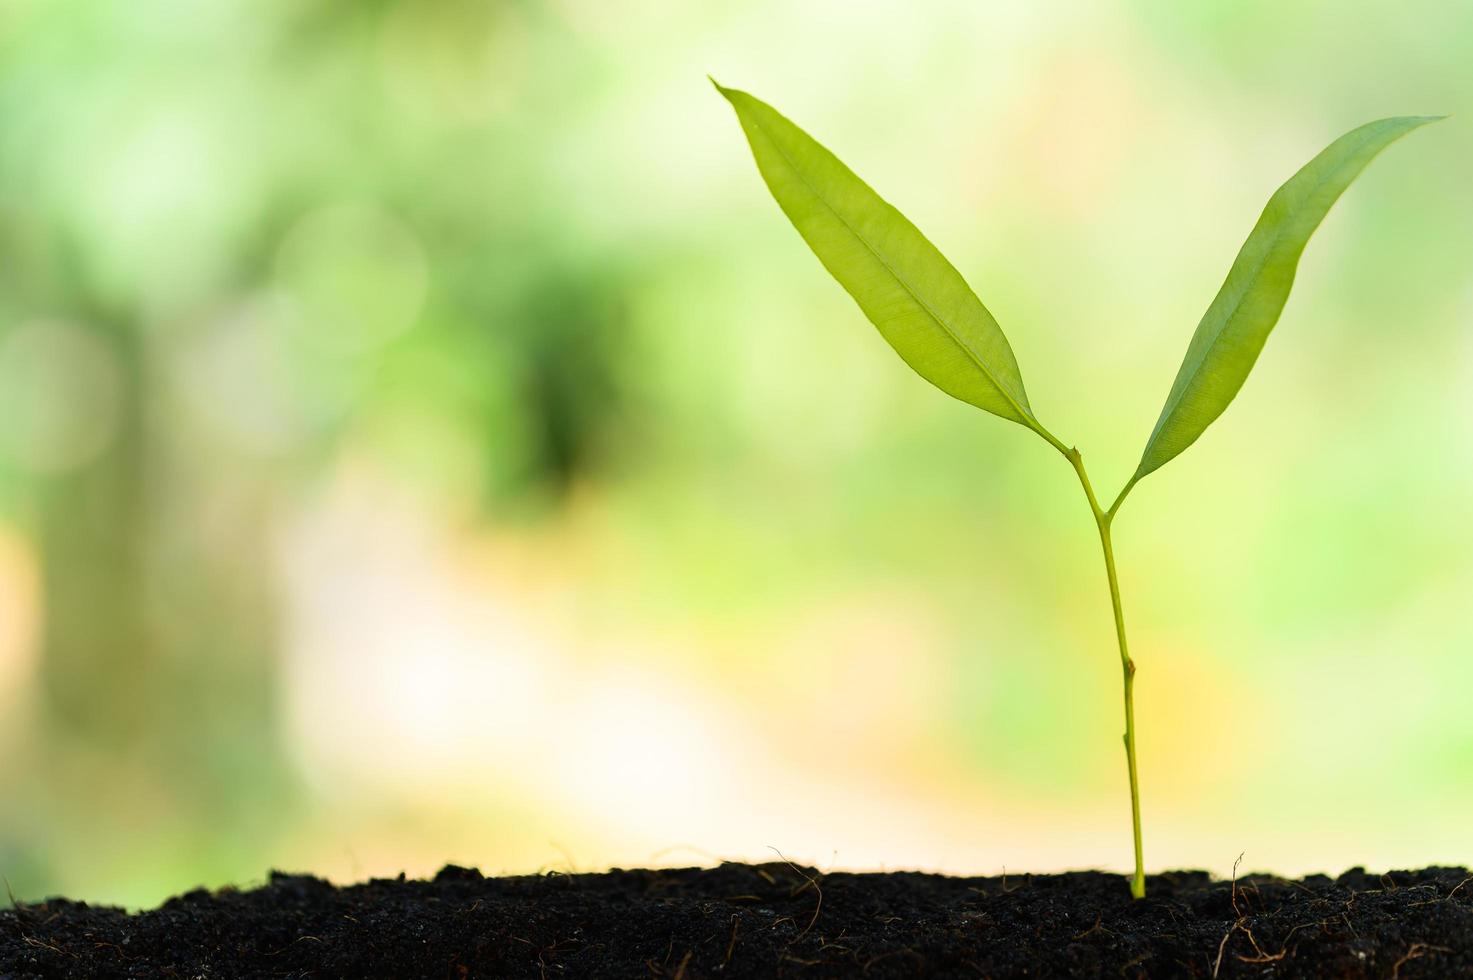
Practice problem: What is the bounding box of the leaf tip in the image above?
[1398,114,1449,131]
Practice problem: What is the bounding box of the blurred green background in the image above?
[0,0,1469,907]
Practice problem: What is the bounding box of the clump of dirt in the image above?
[2,862,1470,978]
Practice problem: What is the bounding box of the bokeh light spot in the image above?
[274,203,429,355]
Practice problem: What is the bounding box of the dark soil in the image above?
[2,863,1471,979]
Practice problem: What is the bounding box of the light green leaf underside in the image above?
[714,81,1039,431]
[1135,114,1442,481]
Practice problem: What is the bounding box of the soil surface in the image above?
[2,863,1471,978]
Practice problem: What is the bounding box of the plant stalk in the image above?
[1093,516,1144,899]
[1055,443,1146,899]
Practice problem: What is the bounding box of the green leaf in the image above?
[1134,115,1442,482]
[714,80,1044,434]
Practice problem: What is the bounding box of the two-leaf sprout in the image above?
[715,78,1440,899]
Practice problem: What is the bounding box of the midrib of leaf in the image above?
[1144,125,1384,450]
[745,109,1036,428]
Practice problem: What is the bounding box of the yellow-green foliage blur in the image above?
[0,0,1469,906]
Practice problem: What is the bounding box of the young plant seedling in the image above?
[714,78,1440,899]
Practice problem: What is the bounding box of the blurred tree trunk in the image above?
[35,316,291,826]
[37,322,153,746]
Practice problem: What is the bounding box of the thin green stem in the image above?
[1057,445,1146,899]
[1106,474,1138,523]
[1095,517,1144,899]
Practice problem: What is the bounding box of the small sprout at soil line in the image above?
[714,77,1443,899]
